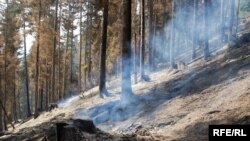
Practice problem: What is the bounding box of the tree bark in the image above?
[99,0,109,98]
[0,71,3,131]
[45,58,49,110]
[134,33,137,84]
[121,0,134,102]
[140,0,146,80]
[234,0,240,38]
[34,0,42,118]
[79,0,83,91]
[204,0,210,60]
[84,13,88,90]
[192,0,198,60]
[87,2,93,88]
[220,0,226,43]
[40,84,43,111]
[228,0,235,43]
[170,0,175,68]
[148,0,153,71]
[57,0,62,100]
[70,21,74,83]
[23,22,31,117]
[52,0,59,103]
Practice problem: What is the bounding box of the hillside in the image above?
[0,37,250,141]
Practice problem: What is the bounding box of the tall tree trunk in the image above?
[204,0,210,60]
[228,0,235,43]
[84,29,88,89]
[140,0,146,80]
[84,5,89,90]
[220,0,226,42]
[99,0,110,97]
[62,37,69,98]
[34,0,42,118]
[134,33,137,84]
[17,86,21,119]
[87,2,93,88]
[0,71,3,131]
[13,76,17,122]
[62,5,70,98]
[4,40,8,131]
[45,58,49,110]
[192,0,198,60]
[121,0,134,102]
[23,23,31,117]
[52,0,59,103]
[234,0,240,38]
[153,14,157,64]
[148,0,153,71]
[70,22,74,83]
[79,0,83,91]
[40,84,43,111]
[58,0,62,100]
[170,0,175,68]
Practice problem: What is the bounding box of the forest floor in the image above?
[0,39,250,141]
[1,18,250,140]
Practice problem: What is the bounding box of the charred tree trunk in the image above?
[62,5,70,98]
[23,22,31,117]
[88,3,93,88]
[192,0,198,60]
[234,0,240,38]
[134,33,137,84]
[34,0,42,118]
[79,0,83,91]
[40,84,44,111]
[70,23,74,83]
[228,0,235,44]
[4,36,8,131]
[58,0,62,100]
[140,0,148,80]
[99,0,110,98]
[13,80,17,122]
[52,0,59,103]
[220,0,226,42]
[0,72,3,131]
[148,0,154,71]
[121,0,134,101]
[45,60,49,110]
[204,0,210,60]
[170,0,175,68]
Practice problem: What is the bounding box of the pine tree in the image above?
[121,0,134,102]
[99,0,110,98]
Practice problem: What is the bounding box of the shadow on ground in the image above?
[74,43,250,126]
[177,114,250,141]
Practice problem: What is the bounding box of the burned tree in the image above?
[121,0,134,101]
[99,0,110,98]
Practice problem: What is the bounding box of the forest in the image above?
[0,0,250,140]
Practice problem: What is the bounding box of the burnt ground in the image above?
[0,33,250,141]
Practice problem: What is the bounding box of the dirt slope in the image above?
[1,42,250,140]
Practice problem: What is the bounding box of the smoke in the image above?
[73,93,158,128]
[57,94,81,108]
[70,0,242,129]
[149,0,236,68]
